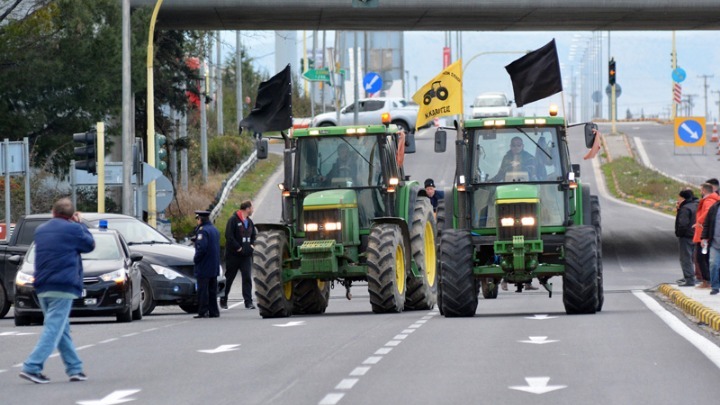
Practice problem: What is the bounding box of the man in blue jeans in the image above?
[20,198,95,384]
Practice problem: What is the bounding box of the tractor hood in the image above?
[303,189,357,210]
[496,184,539,201]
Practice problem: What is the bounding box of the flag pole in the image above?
[560,90,568,131]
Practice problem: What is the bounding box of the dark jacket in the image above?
[33,218,95,296]
[194,219,221,278]
[701,200,720,245]
[492,150,544,181]
[675,197,698,238]
[428,190,445,212]
[225,211,256,258]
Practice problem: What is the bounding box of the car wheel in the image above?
[179,303,199,313]
[116,305,133,322]
[0,284,10,319]
[140,278,155,315]
[14,312,33,326]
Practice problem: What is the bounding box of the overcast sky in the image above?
[224,30,720,121]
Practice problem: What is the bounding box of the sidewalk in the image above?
[599,132,720,333]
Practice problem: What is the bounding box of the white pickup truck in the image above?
[310,97,430,133]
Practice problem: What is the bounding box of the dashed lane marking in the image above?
[318,311,438,405]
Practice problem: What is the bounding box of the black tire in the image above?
[591,195,604,312]
[392,120,410,135]
[563,225,599,314]
[367,223,407,313]
[439,229,477,317]
[140,278,155,315]
[293,279,330,315]
[436,198,446,239]
[481,278,498,299]
[437,87,449,101]
[253,230,293,318]
[0,284,9,319]
[318,122,334,127]
[132,288,143,321]
[179,303,199,313]
[405,199,438,310]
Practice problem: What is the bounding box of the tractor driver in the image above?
[490,136,544,182]
[324,143,357,186]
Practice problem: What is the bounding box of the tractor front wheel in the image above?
[367,223,407,313]
[405,199,438,310]
[563,225,598,314]
[439,229,477,317]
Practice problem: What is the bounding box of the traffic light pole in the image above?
[611,84,617,134]
[146,0,164,228]
[97,122,105,213]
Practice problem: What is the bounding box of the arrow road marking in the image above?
[77,389,141,405]
[197,344,241,354]
[518,336,559,345]
[364,75,379,91]
[273,321,306,327]
[509,377,567,394]
[681,122,699,139]
[525,314,558,320]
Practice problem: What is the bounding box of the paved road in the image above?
[1,125,720,405]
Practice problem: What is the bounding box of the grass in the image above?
[601,156,689,216]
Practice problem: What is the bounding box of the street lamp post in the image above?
[146,0,164,228]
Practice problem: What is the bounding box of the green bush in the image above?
[208,135,253,173]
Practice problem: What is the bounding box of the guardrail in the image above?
[209,150,257,222]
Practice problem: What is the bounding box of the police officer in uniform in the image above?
[223,200,257,309]
[193,210,221,318]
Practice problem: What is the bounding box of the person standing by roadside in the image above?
[707,178,720,195]
[675,189,698,286]
[424,178,445,213]
[693,183,720,289]
[19,198,95,384]
[223,200,257,309]
[700,199,720,295]
[193,210,221,318]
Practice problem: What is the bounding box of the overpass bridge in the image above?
[130,0,720,31]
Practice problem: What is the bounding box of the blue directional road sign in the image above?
[672,67,687,83]
[674,117,706,147]
[363,72,382,94]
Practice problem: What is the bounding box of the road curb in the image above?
[658,284,720,332]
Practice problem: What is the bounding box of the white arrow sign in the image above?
[525,314,558,320]
[273,321,306,328]
[509,377,567,394]
[77,389,141,405]
[681,122,700,139]
[518,336,559,345]
[364,75,380,91]
[197,344,241,354]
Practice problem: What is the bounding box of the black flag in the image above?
[505,39,562,108]
[239,64,292,133]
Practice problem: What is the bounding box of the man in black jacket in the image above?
[223,200,257,309]
[676,189,698,286]
[701,198,720,295]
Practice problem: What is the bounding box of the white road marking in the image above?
[509,377,567,394]
[122,333,139,337]
[362,356,382,365]
[401,329,415,334]
[385,340,401,346]
[77,389,141,405]
[634,290,720,369]
[525,314,558,320]
[100,338,119,344]
[318,393,344,405]
[375,347,393,355]
[392,334,408,340]
[198,344,241,354]
[349,367,370,376]
[518,336,559,344]
[273,321,306,327]
[335,379,358,390]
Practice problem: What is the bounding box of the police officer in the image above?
[223,200,257,309]
[193,210,221,318]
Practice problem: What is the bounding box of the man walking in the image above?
[676,189,698,286]
[193,210,221,318]
[20,198,95,384]
[223,200,257,309]
[694,183,719,289]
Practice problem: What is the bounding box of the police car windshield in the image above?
[87,219,171,245]
[82,233,121,260]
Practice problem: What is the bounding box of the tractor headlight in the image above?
[520,217,536,226]
[304,223,319,232]
[500,217,515,227]
[324,222,342,231]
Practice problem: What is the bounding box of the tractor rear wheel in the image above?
[367,223,406,313]
[293,280,330,314]
[439,229,477,317]
[563,225,598,314]
[405,199,438,310]
[254,230,293,318]
[591,195,604,312]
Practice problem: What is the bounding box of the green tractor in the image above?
[252,124,437,318]
[434,115,603,317]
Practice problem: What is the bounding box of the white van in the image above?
[471,92,513,118]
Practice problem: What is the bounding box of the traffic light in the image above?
[73,129,97,174]
[608,58,616,86]
[155,134,167,171]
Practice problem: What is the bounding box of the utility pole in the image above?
[671,32,677,121]
[699,74,714,121]
[712,90,720,123]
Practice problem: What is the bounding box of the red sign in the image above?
[443,47,451,69]
[673,83,682,104]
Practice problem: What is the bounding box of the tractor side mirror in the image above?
[435,130,447,153]
[256,139,268,160]
[571,163,581,178]
[404,132,416,154]
[584,122,598,149]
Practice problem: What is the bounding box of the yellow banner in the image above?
[412,59,463,131]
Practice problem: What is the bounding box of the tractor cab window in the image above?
[470,127,565,229]
[471,127,562,184]
[297,136,381,190]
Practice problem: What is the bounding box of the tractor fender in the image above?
[254,223,294,251]
[371,217,412,278]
